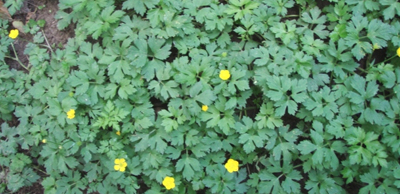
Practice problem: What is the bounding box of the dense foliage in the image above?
[1,0,400,193]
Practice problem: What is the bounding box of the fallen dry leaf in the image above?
[0,1,12,21]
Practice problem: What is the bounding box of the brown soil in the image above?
[4,0,74,72]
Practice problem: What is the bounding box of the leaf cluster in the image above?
[2,0,400,193]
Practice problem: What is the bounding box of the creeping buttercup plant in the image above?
[2,0,400,193]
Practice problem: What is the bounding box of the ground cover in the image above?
[1,0,400,193]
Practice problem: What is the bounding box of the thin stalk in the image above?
[380,55,397,65]
[366,51,373,68]
[42,29,54,54]
[10,43,29,71]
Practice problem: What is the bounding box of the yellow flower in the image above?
[9,29,19,39]
[202,105,208,111]
[114,158,127,172]
[219,70,231,80]
[397,47,400,57]
[116,131,121,136]
[162,176,175,190]
[42,139,47,143]
[67,109,75,119]
[224,159,239,173]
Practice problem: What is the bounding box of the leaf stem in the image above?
[366,51,373,68]
[285,15,299,18]
[356,67,368,73]
[33,165,48,175]
[10,43,30,71]
[380,54,397,65]
[42,29,54,54]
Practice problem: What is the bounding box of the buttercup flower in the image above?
[42,139,47,143]
[397,47,400,57]
[225,158,239,173]
[219,70,231,80]
[116,131,121,136]
[67,109,75,119]
[114,158,127,172]
[9,29,19,39]
[202,105,208,111]
[162,176,175,190]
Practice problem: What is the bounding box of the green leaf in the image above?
[122,0,159,16]
[47,98,62,116]
[255,102,283,129]
[367,19,394,48]
[297,140,317,155]
[301,7,326,24]
[282,177,301,194]
[128,38,148,68]
[201,106,221,128]
[270,20,296,45]
[381,0,400,20]
[265,0,294,16]
[42,177,56,193]
[250,46,269,66]
[225,97,237,110]
[161,118,178,132]
[148,37,171,60]
[176,156,201,181]
[118,79,137,99]
[239,133,264,153]
[218,115,235,135]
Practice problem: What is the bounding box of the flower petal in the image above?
[225,159,239,173]
[219,70,231,80]
[397,47,400,57]
[114,165,120,171]
[162,176,175,190]
[8,29,19,39]
[119,166,126,172]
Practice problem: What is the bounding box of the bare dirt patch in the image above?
[5,0,74,71]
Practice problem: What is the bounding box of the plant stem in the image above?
[380,55,397,64]
[33,165,48,175]
[42,29,54,54]
[356,67,368,73]
[10,43,30,71]
[366,52,373,68]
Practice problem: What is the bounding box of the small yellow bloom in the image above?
[42,139,47,143]
[114,158,128,172]
[67,109,75,119]
[219,70,231,80]
[202,105,208,111]
[225,159,239,173]
[9,29,19,39]
[162,176,175,190]
[116,131,121,136]
[397,47,400,57]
